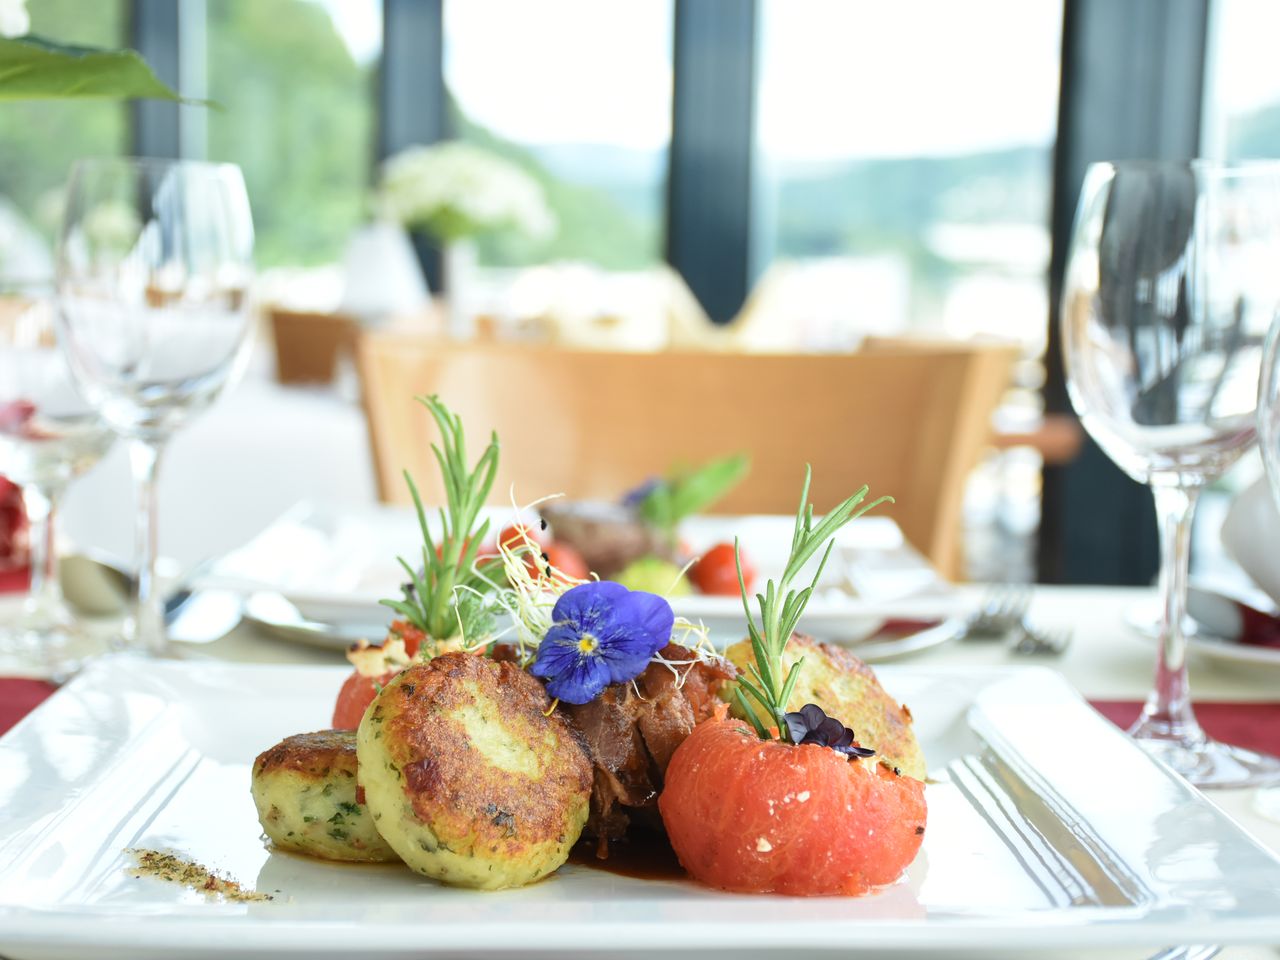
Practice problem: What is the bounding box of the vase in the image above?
[338,221,430,326]
[441,239,479,340]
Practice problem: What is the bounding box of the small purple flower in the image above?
[784,703,876,759]
[621,476,662,509]
[530,581,675,704]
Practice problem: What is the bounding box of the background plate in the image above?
[204,501,961,644]
[3,657,1280,958]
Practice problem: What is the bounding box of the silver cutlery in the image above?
[962,584,1032,639]
[964,584,1072,656]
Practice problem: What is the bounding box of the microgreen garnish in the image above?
[481,492,591,664]
[733,467,890,744]
[634,453,750,545]
[784,704,876,758]
[379,395,500,646]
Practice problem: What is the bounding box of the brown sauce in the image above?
[567,836,687,882]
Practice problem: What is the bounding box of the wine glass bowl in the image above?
[57,159,254,442]
[0,295,115,671]
[55,158,254,656]
[1064,159,1280,787]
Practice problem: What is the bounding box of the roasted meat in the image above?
[538,499,673,578]
[563,642,737,856]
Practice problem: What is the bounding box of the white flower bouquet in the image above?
[376,142,555,244]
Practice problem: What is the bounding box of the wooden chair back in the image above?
[357,335,1015,579]
[268,308,357,384]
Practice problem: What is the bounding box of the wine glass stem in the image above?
[18,483,62,617]
[128,439,167,657]
[1140,483,1203,740]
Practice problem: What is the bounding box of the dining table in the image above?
[4,582,1280,960]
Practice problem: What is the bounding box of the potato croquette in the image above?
[251,729,398,862]
[356,653,593,890]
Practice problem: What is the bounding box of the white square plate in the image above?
[3,657,1280,958]
[203,501,960,643]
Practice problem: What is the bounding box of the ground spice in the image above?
[126,848,272,902]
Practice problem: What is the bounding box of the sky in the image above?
[442,0,1063,161]
[1204,0,1280,158]
[315,0,381,66]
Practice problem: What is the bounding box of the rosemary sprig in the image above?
[732,466,891,744]
[379,395,500,645]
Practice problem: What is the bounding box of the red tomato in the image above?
[689,542,754,596]
[658,718,927,896]
[545,541,590,581]
[498,523,547,552]
[332,669,399,730]
[433,537,498,567]
[388,619,425,659]
[524,541,590,582]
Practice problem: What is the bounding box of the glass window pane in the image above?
[200,0,381,267]
[0,0,128,283]
[754,0,1063,351]
[1203,0,1280,161]
[443,0,673,269]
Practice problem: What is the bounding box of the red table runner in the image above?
[0,679,57,735]
[4,679,1280,754]
[1090,700,1280,758]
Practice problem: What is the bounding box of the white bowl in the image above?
[1220,475,1280,606]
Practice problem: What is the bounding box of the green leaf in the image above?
[733,466,892,741]
[0,36,197,103]
[733,687,771,739]
[381,395,502,642]
[638,453,749,533]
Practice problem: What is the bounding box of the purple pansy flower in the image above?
[784,703,876,759]
[530,580,675,704]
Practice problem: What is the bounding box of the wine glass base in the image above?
[1129,717,1280,788]
[0,607,103,681]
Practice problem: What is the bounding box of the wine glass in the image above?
[55,158,254,657]
[0,292,115,673]
[1063,159,1280,787]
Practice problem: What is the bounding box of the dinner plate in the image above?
[240,592,384,650]
[203,501,961,644]
[4,657,1280,959]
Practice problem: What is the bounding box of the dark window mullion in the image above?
[666,0,758,325]
[1039,0,1210,584]
[379,0,447,289]
[129,0,181,159]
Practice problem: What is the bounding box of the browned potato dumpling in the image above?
[726,634,927,780]
[357,653,593,890]
[251,729,398,862]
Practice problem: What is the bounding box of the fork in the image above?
[1011,622,1073,656]
[963,584,1073,655]
[962,585,1032,639]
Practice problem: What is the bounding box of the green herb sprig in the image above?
[379,395,500,645]
[638,453,750,544]
[732,467,891,743]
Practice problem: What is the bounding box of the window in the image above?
[443,0,674,270]
[1202,0,1280,161]
[753,0,1063,352]
[0,0,128,284]
[196,0,381,268]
